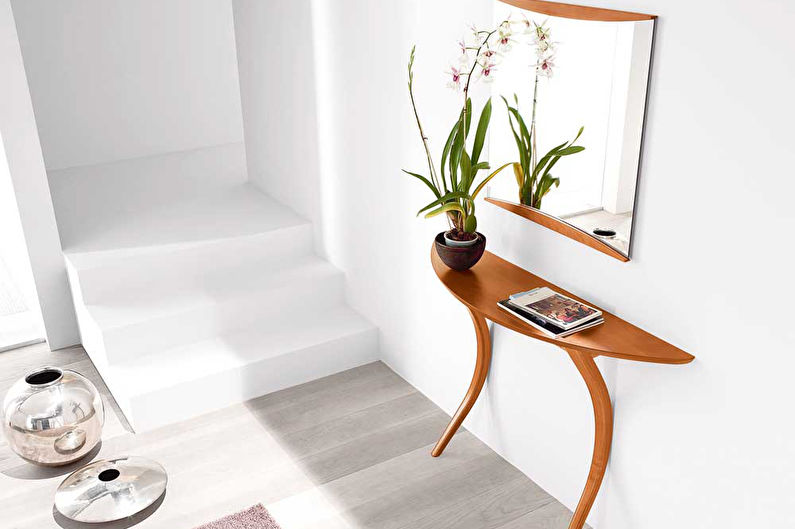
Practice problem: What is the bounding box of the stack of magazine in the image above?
[498,287,604,338]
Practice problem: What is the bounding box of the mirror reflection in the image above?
[488,1,655,257]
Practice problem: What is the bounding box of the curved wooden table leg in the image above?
[431,308,492,457]
[565,348,614,529]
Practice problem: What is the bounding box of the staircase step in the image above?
[81,256,346,364]
[66,221,314,304]
[60,182,310,259]
[101,306,378,431]
[54,147,378,432]
[49,143,254,253]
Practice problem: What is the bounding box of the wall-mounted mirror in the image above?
[486,0,655,261]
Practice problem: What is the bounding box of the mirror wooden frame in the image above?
[488,0,657,262]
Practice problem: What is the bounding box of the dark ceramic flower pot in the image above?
[434,231,486,271]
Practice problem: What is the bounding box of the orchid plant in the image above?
[503,19,585,209]
[403,23,513,241]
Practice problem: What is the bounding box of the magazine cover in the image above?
[509,287,602,329]
[497,300,603,338]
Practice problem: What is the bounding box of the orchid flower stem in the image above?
[407,49,442,194]
[530,67,539,173]
[457,33,490,222]
[449,21,507,226]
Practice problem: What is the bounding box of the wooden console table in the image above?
[430,247,694,529]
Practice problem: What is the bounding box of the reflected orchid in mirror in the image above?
[533,20,553,50]
[537,55,555,77]
[501,18,585,209]
[519,14,534,34]
[496,20,515,51]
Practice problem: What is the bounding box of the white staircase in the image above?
[52,145,378,431]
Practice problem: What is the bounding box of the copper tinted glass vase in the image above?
[2,367,104,466]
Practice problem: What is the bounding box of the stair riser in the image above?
[123,328,379,431]
[66,262,111,367]
[99,274,346,364]
[70,224,313,304]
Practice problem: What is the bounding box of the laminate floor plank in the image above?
[276,391,440,457]
[343,453,528,529]
[497,499,591,529]
[0,342,581,529]
[319,432,489,508]
[293,411,452,485]
[409,472,555,529]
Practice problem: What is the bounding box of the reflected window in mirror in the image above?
[487,0,655,259]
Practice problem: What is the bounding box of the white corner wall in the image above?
[10,0,244,171]
[310,0,795,528]
[0,130,43,341]
[0,0,77,349]
[232,0,322,249]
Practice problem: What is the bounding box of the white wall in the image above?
[10,0,244,171]
[310,0,795,527]
[0,0,77,349]
[0,130,39,320]
[232,0,322,247]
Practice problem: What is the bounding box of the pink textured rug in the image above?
[194,504,282,529]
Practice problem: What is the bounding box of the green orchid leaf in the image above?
[402,169,440,199]
[424,201,466,219]
[555,145,585,156]
[572,126,584,144]
[470,162,513,200]
[440,117,458,187]
[512,162,524,188]
[532,141,568,179]
[465,98,472,136]
[502,98,529,180]
[506,113,526,170]
[471,98,492,165]
[464,214,477,233]
[460,151,472,192]
[534,174,561,207]
[541,154,560,179]
[510,95,532,154]
[504,102,531,153]
[416,190,469,216]
[450,115,466,190]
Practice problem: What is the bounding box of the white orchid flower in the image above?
[520,14,533,34]
[536,55,555,78]
[533,21,552,46]
[535,38,553,56]
[475,55,498,83]
[446,65,464,90]
[457,40,470,67]
[497,21,515,51]
[479,48,501,65]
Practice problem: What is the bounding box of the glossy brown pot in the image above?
[434,232,486,271]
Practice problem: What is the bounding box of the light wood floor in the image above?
[0,343,579,529]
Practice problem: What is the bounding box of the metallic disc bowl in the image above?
[2,367,104,466]
[55,456,168,523]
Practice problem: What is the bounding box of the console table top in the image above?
[431,247,694,365]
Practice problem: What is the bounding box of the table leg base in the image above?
[565,349,614,529]
[431,308,491,457]
[429,316,614,529]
